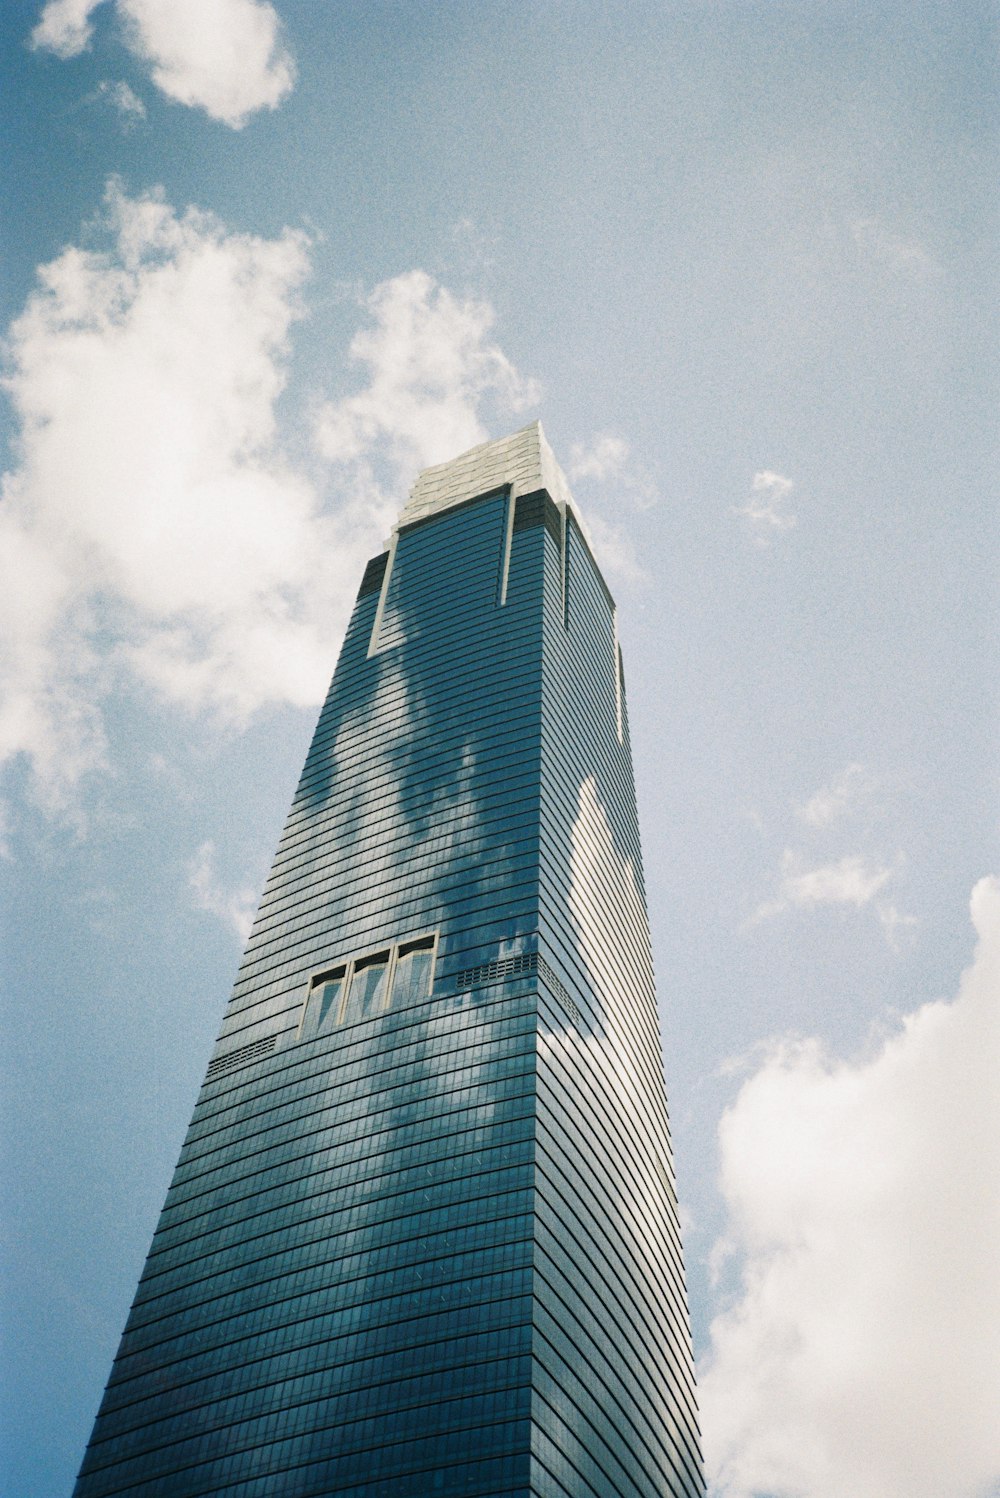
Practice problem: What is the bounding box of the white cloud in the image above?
[117,0,294,126]
[753,772,914,942]
[701,875,1000,1498]
[187,839,257,940]
[782,853,891,906]
[0,182,326,810]
[0,185,537,814]
[751,851,894,924]
[797,762,868,827]
[30,0,99,56]
[314,269,539,477]
[568,430,658,512]
[91,77,146,121]
[31,0,295,127]
[568,432,630,483]
[734,470,796,545]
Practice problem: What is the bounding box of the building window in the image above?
[301,932,438,1038]
[391,935,436,1006]
[299,965,346,1040]
[343,950,391,1023]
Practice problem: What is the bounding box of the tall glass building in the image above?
[75,425,705,1498]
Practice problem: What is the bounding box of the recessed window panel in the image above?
[301,967,346,1040]
[391,937,435,1007]
[343,951,390,1023]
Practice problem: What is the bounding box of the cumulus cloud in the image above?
[0,184,537,813]
[701,875,1000,1498]
[31,0,98,56]
[733,470,796,544]
[783,852,891,907]
[187,839,258,940]
[0,182,321,807]
[314,269,539,477]
[568,429,657,506]
[31,0,295,127]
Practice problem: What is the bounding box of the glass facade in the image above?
[74,425,705,1497]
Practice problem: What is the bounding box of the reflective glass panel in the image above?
[343,953,389,1022]
[300,970,344,1040]
[390,945,434,1007]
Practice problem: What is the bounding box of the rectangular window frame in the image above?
[391,930,438,1008]
[343,947,393,1023]
[296,962,348,1042]
[298,929,439,1039]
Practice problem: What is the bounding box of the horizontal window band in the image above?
[181,1014,538,1157]
[191,992,540,1122]
[136,1195,536,1320]
[108,1295,531,1417]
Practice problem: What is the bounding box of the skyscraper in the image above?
[75,425,705,1498]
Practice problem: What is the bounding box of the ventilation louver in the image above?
[454,951,581,1025]
[205,1034,276,1080]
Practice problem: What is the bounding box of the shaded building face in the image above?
[75,426,705,1498]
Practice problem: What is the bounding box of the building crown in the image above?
[399,420,578,530]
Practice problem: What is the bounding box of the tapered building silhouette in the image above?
[75,425,705,1498]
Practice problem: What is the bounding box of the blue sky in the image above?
[1,3,997,1495]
